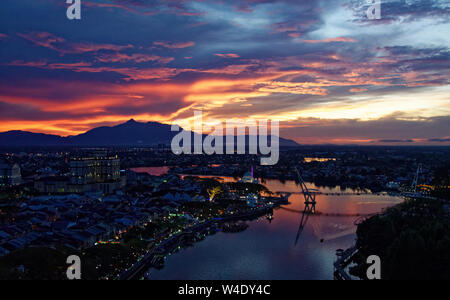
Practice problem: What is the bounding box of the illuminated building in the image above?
[239,167,259,184]
[35,153,123,194]
[246,193,258,207]
[69,153,122,194]
[70,155,120,185]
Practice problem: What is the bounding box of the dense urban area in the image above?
[0,146,449,279]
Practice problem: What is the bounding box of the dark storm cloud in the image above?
[428,138,450,142]
[378,139,415,143]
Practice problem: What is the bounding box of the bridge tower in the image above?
[295,167,316,213]
[294,167,318,245]
[411,163,423,193]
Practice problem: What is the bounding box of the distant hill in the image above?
[67,119,178,146]
[0,131,64,146]
[0,119,300,147]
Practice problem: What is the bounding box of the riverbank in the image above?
[119,205,278,280]
[115,175,403,280]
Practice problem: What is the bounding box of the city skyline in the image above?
[0,0,449,145]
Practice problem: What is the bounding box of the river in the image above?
[132,167,403,280]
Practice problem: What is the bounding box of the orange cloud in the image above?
[215,53,240,59]
[2,48,449,141]
[350,88,368,93]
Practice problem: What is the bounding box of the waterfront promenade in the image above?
[119,206,275,280]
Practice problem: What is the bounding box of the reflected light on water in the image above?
[137,173,402,280]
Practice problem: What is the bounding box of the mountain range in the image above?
[0,119,300,147]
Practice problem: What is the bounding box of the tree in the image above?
[207,186,222,202]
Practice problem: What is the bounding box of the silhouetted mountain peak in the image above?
[0,120,300,147]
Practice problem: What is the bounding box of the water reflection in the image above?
[294,202,315,246]
[130,166,169,176]
[145,176,403,280]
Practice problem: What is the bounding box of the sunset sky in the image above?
[0,0,449,144]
